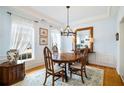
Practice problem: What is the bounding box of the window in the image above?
[51,29,61,52]
[10,16,34,60]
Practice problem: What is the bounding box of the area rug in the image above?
[13,66,104,86]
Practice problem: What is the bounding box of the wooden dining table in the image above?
[52,52,82,82]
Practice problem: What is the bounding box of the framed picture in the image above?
[39,28,48,37]
[39,28,48,45]
[39,37,48,45]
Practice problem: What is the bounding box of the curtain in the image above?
[51,29,61,52]
[10,15,34,54]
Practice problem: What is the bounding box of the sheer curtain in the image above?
[10,15,34,55]
[51,29,61,52]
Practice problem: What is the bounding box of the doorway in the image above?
[119,17,124,82]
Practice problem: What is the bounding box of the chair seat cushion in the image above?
[70,63,81,69]
[54,64,64,73]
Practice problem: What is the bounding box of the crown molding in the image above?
[6,6,64,28]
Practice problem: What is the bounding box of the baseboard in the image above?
[89,61,115,68]
[116,67,120,75]
[120,75,124,83]
[88,63,115,69]
[26,64,44,73]
[25,59,44,70]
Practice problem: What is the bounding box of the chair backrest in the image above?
[80,48,89,66]
[52,45,58,53]
[74,48,81,54]
[83,48,89,58]
[44,47,54,73]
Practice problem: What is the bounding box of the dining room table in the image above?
[52,52,82,82]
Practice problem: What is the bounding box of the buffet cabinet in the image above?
[0,61,25,85]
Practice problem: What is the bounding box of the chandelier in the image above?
[61,6,75,36]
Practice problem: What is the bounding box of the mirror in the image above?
[75,27,94,52]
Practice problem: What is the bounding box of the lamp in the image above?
[61,6,75,36]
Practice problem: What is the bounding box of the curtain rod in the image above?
[6,11,39,23]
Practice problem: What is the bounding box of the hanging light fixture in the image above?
[61,6,75,36]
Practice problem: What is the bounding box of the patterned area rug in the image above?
[13,66,104,86]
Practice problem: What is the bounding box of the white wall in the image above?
[62,16,117,67]
[0,8,11,63]
[25,22,52,70]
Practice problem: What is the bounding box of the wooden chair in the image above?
[52,45,58,53]
[43,47,64,86]
[69,48,89,83]
[80,48,89,64]
[52,45,65,67]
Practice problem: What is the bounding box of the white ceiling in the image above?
[29,6,110,25]
[7,6,119,27]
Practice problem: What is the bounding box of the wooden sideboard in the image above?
[0,61,25,85]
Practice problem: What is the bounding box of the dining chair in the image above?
[80,48,89,64]
[52,45,65,67]
[52,45,58,53]
[43,46,64,86]
[69,48,89,83]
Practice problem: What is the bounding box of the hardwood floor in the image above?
[26,64,124,86]
[26,65,44,74]
[88,64,124,86]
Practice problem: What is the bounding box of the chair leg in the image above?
[70,69,72,79]
[58,63,61,66]
[81,70,84,83]
[43,72,48,85]
[68,63,72,71]
[52,76,55,86]
[84,67,88,78]
[61,71,64,82]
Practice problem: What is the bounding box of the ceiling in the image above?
[7,6,119,27]
[29,6,110,25]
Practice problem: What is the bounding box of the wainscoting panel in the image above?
[88,53,115,67]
